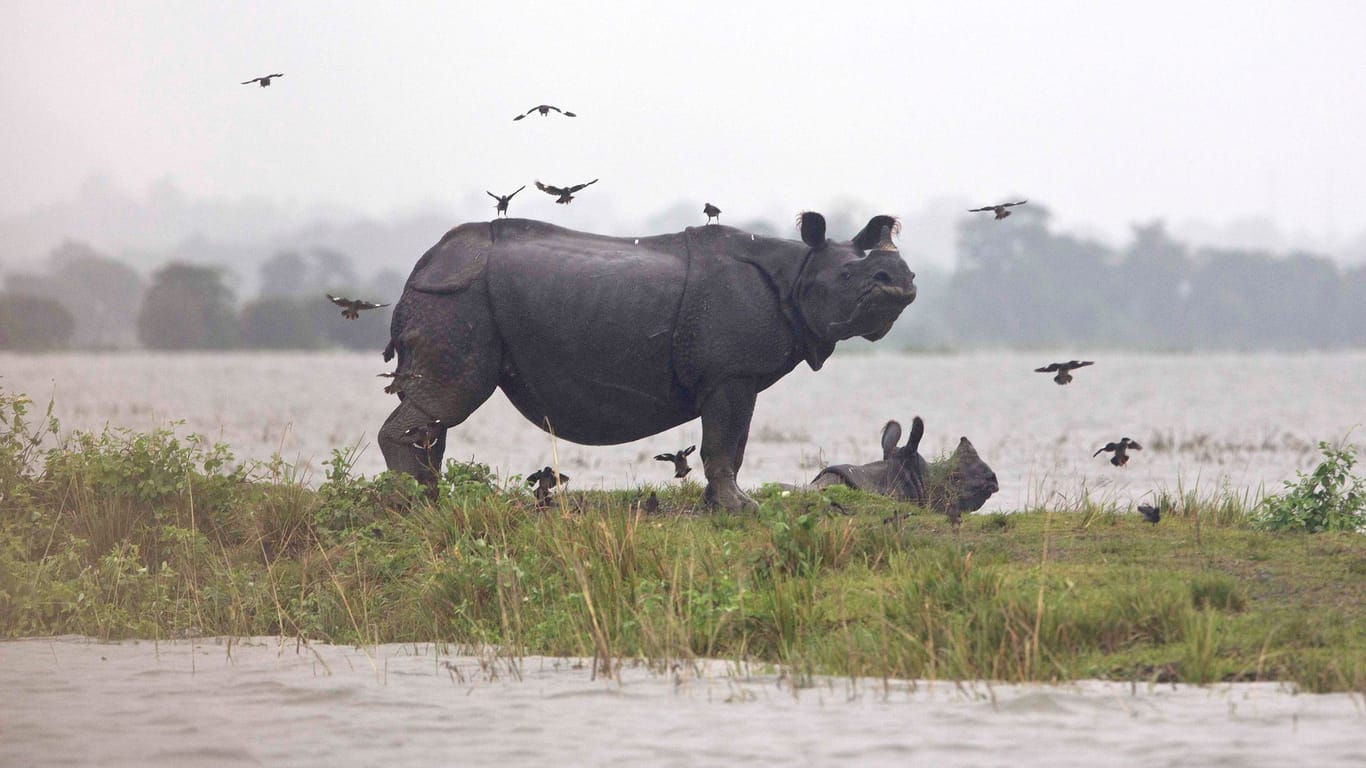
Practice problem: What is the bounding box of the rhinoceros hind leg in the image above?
[699,380,759,512]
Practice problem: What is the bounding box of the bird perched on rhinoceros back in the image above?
[654,445,696,478]
[810,416,1000,517]
[535,179,598,205]
[377,212,917,510]
[1036,359,1094,385]
[327,293,390,319]
[1094,437,1142,467]
[487,186,526,217]
[703,203,721,225]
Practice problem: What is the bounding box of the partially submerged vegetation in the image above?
[2,388,1365,692]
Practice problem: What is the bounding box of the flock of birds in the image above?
[243,74,1156,520]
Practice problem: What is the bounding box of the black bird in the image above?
[644,491,660,515]
[1138,503,1161,524]
[968,200,1028,220]
[827,499,852,516]
[377,371,422,395]
[487,186,526,217]
[403,420,447,450]
[654,445,696,479]
[513,104,576,121]
[703,203,722,225]
[242,73,285,88]
[327,293,390,319]
[527,466,570,506]
[535,179,598,204]
[1094,437,1143,467]
[1035,360,1095,385]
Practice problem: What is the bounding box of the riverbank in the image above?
[3,391,1364,693]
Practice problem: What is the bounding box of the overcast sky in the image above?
[4,0,1366,248]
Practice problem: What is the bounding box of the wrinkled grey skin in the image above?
[379,213,917,510]
[811,417,999,515]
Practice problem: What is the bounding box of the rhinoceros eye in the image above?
[840,269,851,280]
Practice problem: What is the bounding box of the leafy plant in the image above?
[1256,441,1366,533]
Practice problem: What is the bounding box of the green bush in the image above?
[1256,441,1366,533]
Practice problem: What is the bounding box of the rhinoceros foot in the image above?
[704,478,759,512]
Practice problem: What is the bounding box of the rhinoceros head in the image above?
[924,437,1000,514]
[793,213,917,346]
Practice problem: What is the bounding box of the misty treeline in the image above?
[0,241,402,352]
[2,204,1364,353]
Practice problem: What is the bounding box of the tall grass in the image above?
[2,386,1365,692]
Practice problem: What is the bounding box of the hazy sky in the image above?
[4,0,1366,245]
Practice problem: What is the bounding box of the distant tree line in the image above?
[1,242,402,352]
[3,209,1365,352]
[889,204,1366,351]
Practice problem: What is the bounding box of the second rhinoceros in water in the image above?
[811,417,999,518]
[380,212,917,510]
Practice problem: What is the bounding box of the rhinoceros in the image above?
[379,212,917,510]
[811,417,1000,517]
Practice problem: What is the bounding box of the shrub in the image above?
[1256,441,1366,533]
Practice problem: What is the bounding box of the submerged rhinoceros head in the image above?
[923,436,1000,515]
[793,213,917,346]
[811,416,999,516]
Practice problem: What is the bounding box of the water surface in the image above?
[3,350,1363,511]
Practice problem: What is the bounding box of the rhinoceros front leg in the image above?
[699,379,759,512]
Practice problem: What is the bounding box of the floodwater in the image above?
[0,637,1362,767]
[1,350,1364,511]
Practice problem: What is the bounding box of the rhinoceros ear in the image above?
[880,420,902,461]
[852,215,901,252]
[908,416,925,454]
[797,211,826,248]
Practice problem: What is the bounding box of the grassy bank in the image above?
[2,389,1365,692]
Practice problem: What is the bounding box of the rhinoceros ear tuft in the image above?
[852,215,901,252]
[908,416,925,454]
[880,420,902,461]
[797,211,826,248]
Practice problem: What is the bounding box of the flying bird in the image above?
[1035,360,1095,385]
[968,200,1028,220]
[513,104,576,121]
[1138,503,1161,524]
[535,179,598,204]
[487,186,526,217]
[1094,437,1143,467]
[654,445,696,479]
[703,203,722,225]
[327,294,391,319]
[527,466,570,507]
[242,73,285,87]
[377,371,423,395]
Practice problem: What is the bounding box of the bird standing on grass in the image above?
[968,200,1028,219]
[654,445,696,478]
[644,491,660,514]
[527,466,570,507]
[1094,437,1143,467]
[1138,503,1161,524]
[327,294,390,319]
[513,104,577,120]
[703,203,722,224]
[487,186,526,217]
[242,73,285,87]
[535,179,598,204]
[1035,360,1095,385]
